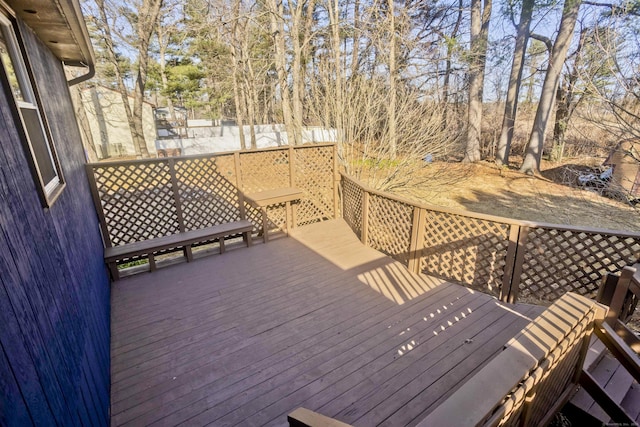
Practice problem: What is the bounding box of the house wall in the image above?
[0,19,110,426]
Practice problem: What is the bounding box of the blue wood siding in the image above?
[0,19,110,426]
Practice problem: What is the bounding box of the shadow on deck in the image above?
[110,220,543,426]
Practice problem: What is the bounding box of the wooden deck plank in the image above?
[117,285,465,426]
[111,257,384,374]
[110,219,548,427]
[111,277,401,410]
[111,260,447,421]
[184,288,485,427]
[329,303,535,425]
[256,299,524,427]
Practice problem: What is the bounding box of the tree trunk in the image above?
[328,0,344,151]
[350,0,360,77]
[442,0,464,129]
[96,0,142,157]
[388,0,397,159]
[520,0,582,174]
[131,0,163,158]
[230,0,247,149]
[290,0,305,144]
[496,0,534,166]
[551,28,587,162]
[551,81,569,161]
[158,25,177,123]
[464,0,492,163]
[269,0,296,145]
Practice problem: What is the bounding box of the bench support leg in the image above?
[285,201,292,235]
[184,245,194,262]
[261,208,269,243]
[148,254,156,272]
[108,262,120,281]
[219,237,225,254]
[243,231,252,247]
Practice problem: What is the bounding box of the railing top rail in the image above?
[340,173,640,238]
[87,143,336,168]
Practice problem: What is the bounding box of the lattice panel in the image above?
[419,211,510,297]
[92,162,179,245]
[294,146,334,225]
[518,228,640,301]
[175,157,241,230]
[342,176,363,238]
[367,195,413,266]
[239,150,290,192]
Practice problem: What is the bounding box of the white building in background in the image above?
[80,86,157,159]
[156,123,338,156]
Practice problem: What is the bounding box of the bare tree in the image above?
[496,0,535,166]
[91,0,163,158]
[464,0,492,162]
[268,0,298,144]
[520,0,582,174]
[550,26,589,161]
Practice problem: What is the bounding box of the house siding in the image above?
[0,18,110,427]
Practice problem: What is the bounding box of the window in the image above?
[0,12,63,206]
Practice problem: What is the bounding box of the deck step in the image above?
[569,344,638,424]
[621,381,640,424]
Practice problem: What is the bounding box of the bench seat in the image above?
[104,220,253,280]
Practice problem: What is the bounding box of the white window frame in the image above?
[0,10,64,206]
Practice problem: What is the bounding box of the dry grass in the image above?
[393,158,640,233]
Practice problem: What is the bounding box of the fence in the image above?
[86,144,338,252]
[341,174,640,303]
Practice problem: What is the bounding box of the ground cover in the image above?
[394,158,640,233]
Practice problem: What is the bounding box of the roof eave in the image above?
[6,0,95,84]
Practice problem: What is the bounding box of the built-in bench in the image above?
[245,187,304,242]
[104,220,253,280]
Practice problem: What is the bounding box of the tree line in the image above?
[78,0,640,188]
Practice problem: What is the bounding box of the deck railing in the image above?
[341,173,640,304]
[86,144,339,252]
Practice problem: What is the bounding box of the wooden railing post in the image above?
[168,158,192,260]
[361,190,370,246]
[168,159,186,232]
[85,164,113,248]
[234,152,246,220]
[408,207,426,274]
[501,224,521,303]
[502,225,529,303]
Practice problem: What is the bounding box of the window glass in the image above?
[0,13,63,204]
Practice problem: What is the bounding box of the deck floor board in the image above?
[111,219,543,427]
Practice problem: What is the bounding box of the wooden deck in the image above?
[110,219,543,426]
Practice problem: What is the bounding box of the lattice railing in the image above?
[340,173,640,303]
[91,161,179,246]
[293,145,336,225]
[342,176,364,239]
[367,194,414,267]
[86,144,338,250]
[516,227,640,302]
[420,211,511,298]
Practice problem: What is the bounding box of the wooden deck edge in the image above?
[287,408,352,427]
[415,293,606,427]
